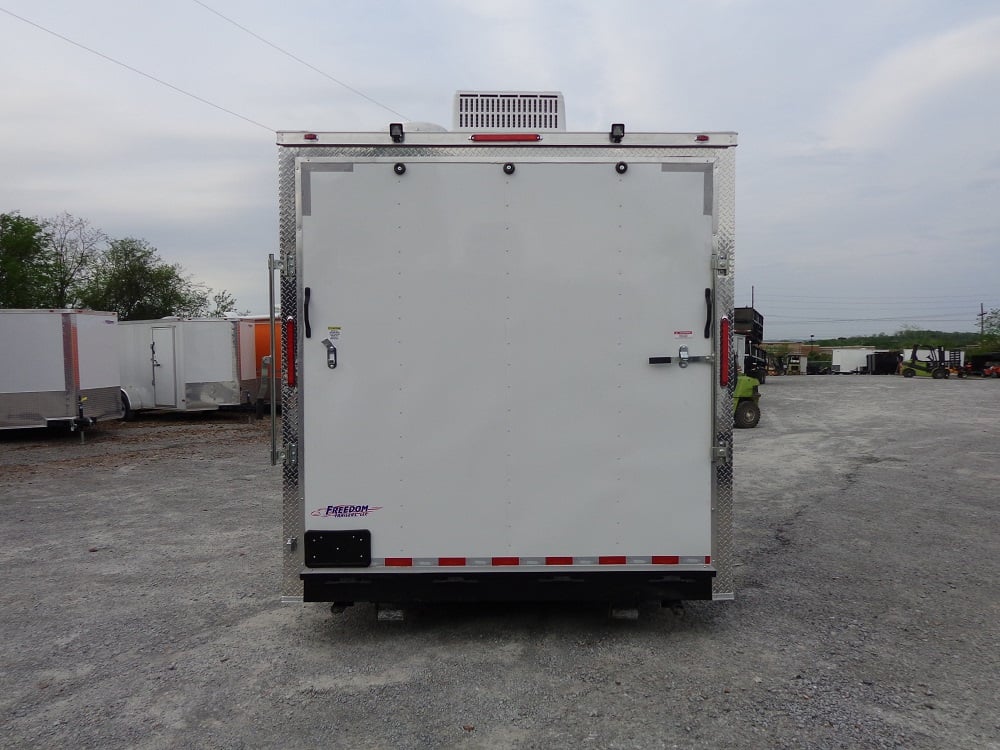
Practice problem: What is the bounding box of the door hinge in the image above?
[269,253,295,276]
[711,252,731,275]
[285,442,298,468]
[712,443,731,463]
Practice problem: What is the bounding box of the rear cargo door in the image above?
[299,155,717,562]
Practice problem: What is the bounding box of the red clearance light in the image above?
[720,316,731,387]
[303,133,318,141]
[469,133,542,142]
[285,317,296,387]
[695,134,710,142]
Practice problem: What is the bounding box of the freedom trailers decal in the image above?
[310,504,383,518]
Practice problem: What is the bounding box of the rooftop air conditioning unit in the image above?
[453,91,565,132]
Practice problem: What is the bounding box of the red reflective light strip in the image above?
[491,556,520,566]
[545,556,574,566]
[384,558,413,567]
[599,556,627,565]
[652,555,680,565]
[469,133,542,142]
[285,317,296,387]
[438,557,466,566]
[720,316,731,387]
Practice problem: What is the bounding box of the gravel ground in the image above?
[1,376,998,749]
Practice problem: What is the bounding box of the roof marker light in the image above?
[303,133,318,141]
[470,133,541,142]
[695,134,710,142]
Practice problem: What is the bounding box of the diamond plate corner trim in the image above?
[279,147,304,600]
[711,147,736,600]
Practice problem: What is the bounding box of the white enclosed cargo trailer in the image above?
[832,348,875,374]
[275,91,738,610]
[0,309,122,430]
[118,318,247,416]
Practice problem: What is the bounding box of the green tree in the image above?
[0,212,48,308]
[208,289,238,317]
[980,308,1000,336]
[974,308,1000,352]
[79,237,209,320]
[39,212,106,308]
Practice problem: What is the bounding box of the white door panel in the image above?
[301,158,716,558]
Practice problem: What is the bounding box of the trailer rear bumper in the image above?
[300,568,715,604]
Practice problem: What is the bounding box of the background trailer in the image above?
[119,318,248,416]
[238,315,281,409]
[0,309,122,430]
[832,348,875,374]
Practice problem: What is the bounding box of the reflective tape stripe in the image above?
[369,555,712,567]
[652,555,680,564]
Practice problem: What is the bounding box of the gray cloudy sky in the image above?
[2,0,998,340]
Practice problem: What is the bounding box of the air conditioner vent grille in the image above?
[454,91,565,131]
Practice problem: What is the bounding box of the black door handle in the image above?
[303,286,312,339]
[704,288,712,339]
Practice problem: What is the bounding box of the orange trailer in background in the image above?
[239,316,281,410]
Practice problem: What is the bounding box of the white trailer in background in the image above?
[832,347,875,374]
[275,91,738,613]
[0,309,122,430]
[118,317,248,417]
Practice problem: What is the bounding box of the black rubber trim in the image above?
[648,357,672,365]
[301,569,715,604]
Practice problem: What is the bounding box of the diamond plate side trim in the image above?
[711,148,736,600]
[279,147,303,600]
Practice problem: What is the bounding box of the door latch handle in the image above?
[648,346,715,367]
[321,338,338,369]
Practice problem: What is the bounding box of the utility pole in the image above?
[979,303,986,340]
